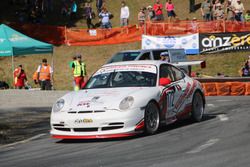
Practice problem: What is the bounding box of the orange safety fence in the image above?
[202,82,250,96]
[10,23,66,45]
[202,82,217,96]
[231,82,246,96]
[65,25,143,46]
[6,21,250,46]
[145,21,250,36]
[245,82,250,96]
[216,82,231,96]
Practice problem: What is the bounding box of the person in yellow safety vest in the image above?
[71,54,87,91]
[36,58,53,90]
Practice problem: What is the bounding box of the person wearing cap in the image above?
[160,52,170,62]
[234,0,245,21]
[214,3,224,20]
[147,5,156,21]
[191,17,198,33]
[13,64,28,89]
[71,54,87,91]
[36,58,53,90]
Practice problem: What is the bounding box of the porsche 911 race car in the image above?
[50,61,205,139]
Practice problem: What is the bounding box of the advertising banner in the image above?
[141,34,199,55]
[199,32,250,53]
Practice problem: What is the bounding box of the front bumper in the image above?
[50,108,144,139]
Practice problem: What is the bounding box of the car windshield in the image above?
[107,52,140,63]
[85,65,157,89]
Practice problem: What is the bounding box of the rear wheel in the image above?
[191,91,204,122]
[144,102,160,135]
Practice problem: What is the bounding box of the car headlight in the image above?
[53,99,65,112]
[119,96,134,111]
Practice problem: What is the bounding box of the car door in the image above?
[169,65,191,113]
[159,64,183,123]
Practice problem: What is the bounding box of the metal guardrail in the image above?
[195,77,250,83]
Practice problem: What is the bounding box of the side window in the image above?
[139,52,151,60]
[159,64,174,81]
[153,50,168,60]
[170,66,185,81]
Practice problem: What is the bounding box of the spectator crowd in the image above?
[9,0,250,29]
[201,0,248,22]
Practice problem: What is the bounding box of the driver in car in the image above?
[160,52,170,62]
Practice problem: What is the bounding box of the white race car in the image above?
[51,61,205,139]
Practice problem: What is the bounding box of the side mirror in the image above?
[159,78,171,86]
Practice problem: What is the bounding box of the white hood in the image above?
[66,87,156,111]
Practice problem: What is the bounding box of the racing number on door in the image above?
[165,90,175,113]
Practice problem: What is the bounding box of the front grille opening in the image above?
[68,111,77,114]
[94,110,105,113]
[73,128,98,132]
[54,127,71,131]
[53,124,64,127]
[78,111,93,113]
[102,126,124,131]
[109,122,124,125]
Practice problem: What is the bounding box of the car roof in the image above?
[102,60,170,67]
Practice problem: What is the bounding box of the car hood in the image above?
[64,87,158,111]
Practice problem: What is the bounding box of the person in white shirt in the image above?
[120,1,130,27]
[233,0,245,21]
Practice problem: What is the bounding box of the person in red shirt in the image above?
[153,0,164,21]
[14,65,28,89]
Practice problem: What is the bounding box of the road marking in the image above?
[207,104,215,107]
[216,100,232,102]
[0,133,46,150]
[218,114,229,121]
[187,138,220,154]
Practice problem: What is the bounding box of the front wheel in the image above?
[144,102,160,135]
[191,91,204,122]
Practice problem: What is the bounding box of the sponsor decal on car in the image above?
[77,101,90,107]
[94,65,157,76]
[75,118,93,124]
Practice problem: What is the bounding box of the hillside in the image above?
[0,0,250,90]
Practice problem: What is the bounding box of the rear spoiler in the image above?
[172,60,206,68]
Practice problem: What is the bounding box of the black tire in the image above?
[191,91,204,122]
[144,102,160,135]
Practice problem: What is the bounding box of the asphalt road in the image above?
[0,96,250,167]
